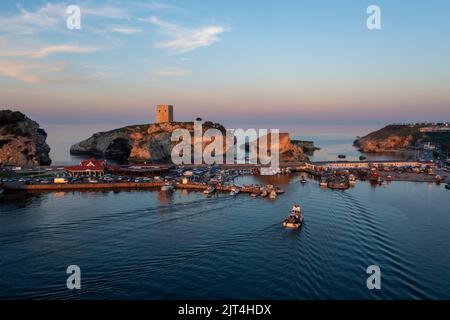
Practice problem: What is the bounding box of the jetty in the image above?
[1,181,272,195]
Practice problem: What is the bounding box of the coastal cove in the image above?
[1,174,449,299]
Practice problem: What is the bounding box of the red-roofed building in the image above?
[64,159,116,177]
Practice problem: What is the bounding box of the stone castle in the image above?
[156,105,174,123]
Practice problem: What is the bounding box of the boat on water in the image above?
[348,174,356,186]
[161,183,175,192]
[319,177,328,187]
[435,175,442,184]
[269,190,277,199]
[445,183,450,190]
[275,187,285,194]
[369,168,379,183]
[387,175,393,182]
[203,185,216,195]
[338,154,346,159]
[300,177,307,184]
[327,176,349,190]
[250,192,258,197]
[260,189,268,197]
[283,205,304,229]
[230,186,240,196]
[359,155,367,161]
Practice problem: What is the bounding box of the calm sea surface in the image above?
[1,124,449,299]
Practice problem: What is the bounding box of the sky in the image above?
[0,0,449,127]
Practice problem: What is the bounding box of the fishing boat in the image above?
[275,187,285,194]
[283,205,304,229]
[269,190,277,199]
[319,177,328,187]
[203,185,216,195]
[369,168,379,183]
[230,186,240,196]
[328,176,349,190]
[161,183,175,192]
[300,177,307,184]
[348,174,356,186]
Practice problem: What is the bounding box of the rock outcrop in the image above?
[70,121,228,163]
[71,123,310,164]
[353,124,422,153]
[252,133,309,162]
[0,110,51,166]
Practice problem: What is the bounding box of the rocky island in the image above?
[71,121,227,163]
[70,121,310,164]
[354,124,450,153]
[0,110,51,166]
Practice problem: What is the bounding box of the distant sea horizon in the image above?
[43,123,407,165]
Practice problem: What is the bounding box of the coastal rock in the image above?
[255,133,309,162]
[70,121,228,163]
[71,123,310,163]
[353,124,421,153]
[0,110,51,166]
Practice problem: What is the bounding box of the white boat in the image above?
[230,187,240,196]
[161,183,175,192]
[300,177,307,184]
[203,185,216,195]
[319,178,328,187]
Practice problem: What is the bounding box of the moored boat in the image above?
[269,190,277,199]
[319,177,328,187]
[435,175,441,184]
[230,186,240,196]
[369,168,379,183]
[260,189,268,197]
[348,174,356,186]
[161,182,175,192]
[203,185,216,195]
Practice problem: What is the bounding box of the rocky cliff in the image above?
[0,110,51,166]
[353,124,422,153]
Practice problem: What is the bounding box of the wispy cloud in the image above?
[154,67,188,77]
[145,16,228,54]
[0,60,64,83]
[111,27,143,35]
[0,2,129,35]
[0,41,98,59]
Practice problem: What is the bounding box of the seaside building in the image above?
[156,105,174,123]
[64,159,116,177]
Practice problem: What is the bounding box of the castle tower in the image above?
[156,105,174,123]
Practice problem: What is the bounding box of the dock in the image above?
[1,181,267,194]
